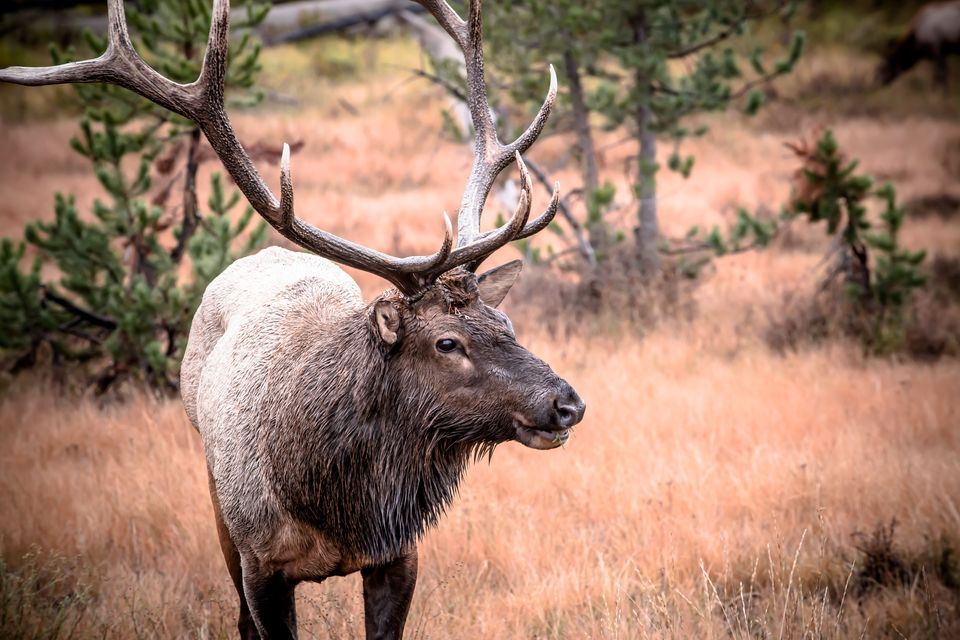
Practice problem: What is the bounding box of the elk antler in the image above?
[0,0,558,295]
[413,0,560,254]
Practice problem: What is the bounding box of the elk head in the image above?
[877,34,919,86]
[0,0,586,444]
[371,261,585,450]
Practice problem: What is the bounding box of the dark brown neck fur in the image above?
[262,288,493,564]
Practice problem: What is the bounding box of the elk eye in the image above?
[436,338,459,353]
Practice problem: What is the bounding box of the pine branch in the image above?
[666,23,742,59]
[170,128,202,263]
[57,323,105,344]
[409,67,467,102]
[659,238,768,257]
[42,288,117,330]
[666,1,789,59]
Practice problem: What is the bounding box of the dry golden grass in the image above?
[2,335,959,638]
[1,41,960,639]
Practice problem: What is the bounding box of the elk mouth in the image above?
[512,417,571,450]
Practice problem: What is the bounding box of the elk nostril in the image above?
[552,396,579,428]
[551,384,586,428]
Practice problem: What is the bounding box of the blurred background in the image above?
[0,0,958,637]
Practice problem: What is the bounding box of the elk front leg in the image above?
[934,55,949,91]
[241,558,298,640]
[361,547,418,640]
[207,469,259,639]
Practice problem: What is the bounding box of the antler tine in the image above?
[509,65,558,159]
[0,0,196,118]
[196,0,229,99]
[473,179,559,245]
[105,0,128,50]
[413,0,558,262]
[511,180,561,241]
[412,0,468,50]
[280,143,295,229]
[416,151,533,277]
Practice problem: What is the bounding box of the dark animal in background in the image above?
[0,1,586,638]
[878,0,960,86]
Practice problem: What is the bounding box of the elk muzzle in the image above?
[513,381,586,450]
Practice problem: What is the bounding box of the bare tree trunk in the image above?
[629,11,660,275]
[562,48,607,252]
[634,101,660,274]
[171,128,202,263]
[563,50,598,192]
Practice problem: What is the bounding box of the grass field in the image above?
[1,25,959,640]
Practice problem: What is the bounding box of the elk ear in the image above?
[477,259,523,308]
[372,300,402,345]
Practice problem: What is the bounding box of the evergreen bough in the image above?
[0,0,269,392]
[787,129,926,353]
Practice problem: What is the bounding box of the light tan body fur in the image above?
[913,1,960,47]
[880,0,960,85]
[182,247,368,581]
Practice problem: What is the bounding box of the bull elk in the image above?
[0,1,586,638]
[878,0,960,87]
